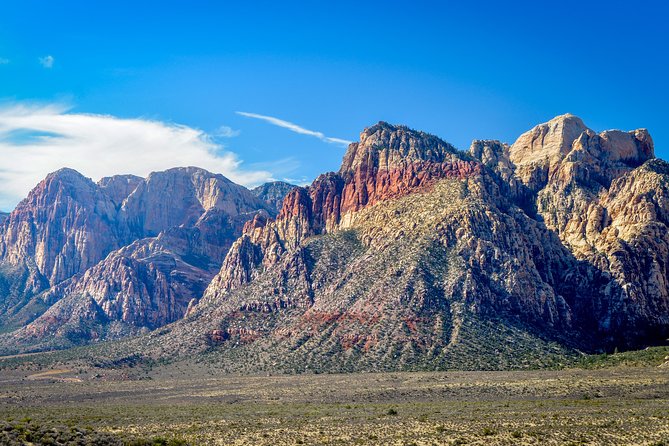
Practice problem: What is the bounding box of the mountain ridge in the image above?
[0,167,285,349]
[0,115,668,371]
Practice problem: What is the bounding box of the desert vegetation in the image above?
[1,348,667,445]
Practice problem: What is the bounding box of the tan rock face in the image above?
[121,167,266,237]
[509,114,653,193]
[0,166,271,346]
[2,116,669,363]
[0,168,122,285]
[488,115,666,345]
[191,115,669,370]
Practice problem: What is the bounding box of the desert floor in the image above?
[0,356,668,445]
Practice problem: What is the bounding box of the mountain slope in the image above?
[84,116,668,372]
[252,181,296,212]
[0,167,272,350]
[1,116,668,370]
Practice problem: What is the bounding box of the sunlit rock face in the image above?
[1,116,668,367]
[0,166,272,346]
[188,116,667,373]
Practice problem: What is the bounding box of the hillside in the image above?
[1,116,668,372]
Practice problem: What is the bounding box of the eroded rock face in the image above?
[477,114,667,346]
[339,122,481,218]
[2,116,669,365]
[205,123,483,295]
[98,174,143,208]
[0,166,271,348]
[121,167,267,237]
[185,116,669,373]
[508,114,653,193]
[0,168,123,286]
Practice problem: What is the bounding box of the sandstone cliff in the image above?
[0,167,271,349]
[1,116,668,370]
[135,117,668,373]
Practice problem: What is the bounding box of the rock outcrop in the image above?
[1,116,668,370]
[0,167,272,349]
[0,168,124,286]
[252,181,296,212]
[203,123,483,295]
[134,116,669,373]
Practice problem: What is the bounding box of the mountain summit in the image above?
[0,116,667,371]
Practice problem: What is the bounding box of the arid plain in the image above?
[1,348,668,445]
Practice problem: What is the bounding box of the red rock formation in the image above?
[206,123,483,296]
[192,116,669,368]
[339,122,480,216]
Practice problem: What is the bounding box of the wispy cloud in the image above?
[236,111,351,146]
[0,58,9,65]
[214,125,241,138]
[0,103,273,211]
[38,55,54,68]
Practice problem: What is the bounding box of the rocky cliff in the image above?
[252,181,296,212]
[1,116,668,370]
[120,116,668,373]
[0,167,271,349]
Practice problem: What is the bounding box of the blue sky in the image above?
[0,0,667,210]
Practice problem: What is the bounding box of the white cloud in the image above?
[0,103,273,211]
[214,125,241,138]
[0,58,9,65]
[38,55,54,68]
[236,111,351,146]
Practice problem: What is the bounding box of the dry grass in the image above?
[0,359,667,445]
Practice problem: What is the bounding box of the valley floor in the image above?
[0,358,668,445]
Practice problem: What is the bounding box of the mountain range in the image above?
[0,114,667,372]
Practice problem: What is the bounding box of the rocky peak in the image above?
[339,122,460,175]
[121,166,268,236]
[508,114,654,192]
[337,123,480,219]
[205,122,483,298]
[27,168,102,206]
[252,181,296,213]
[509,114,588,167]
[98,174,143,207]
[276,187,314,249]
[0,167,120,285]
[598,128,653,163]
